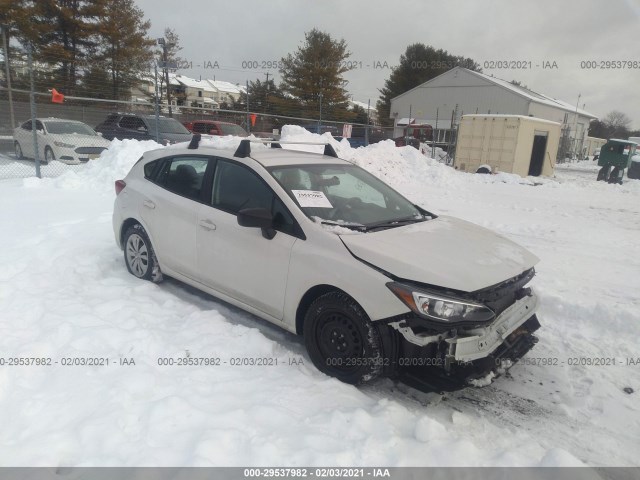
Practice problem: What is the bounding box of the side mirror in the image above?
[237,208,276,239]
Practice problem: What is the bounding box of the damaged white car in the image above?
[113,137,541,390]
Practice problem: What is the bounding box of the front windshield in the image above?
[45,121,97,136]
[146,117,190,134]
[270,164,425,228]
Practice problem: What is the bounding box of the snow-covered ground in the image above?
[0,127,638,467]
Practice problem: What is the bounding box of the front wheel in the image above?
[43,146,55,165]
[303,291,383,385]
[14,142,23,159]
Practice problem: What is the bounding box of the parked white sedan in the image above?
[112,138,542,390]
[14,118,111,165]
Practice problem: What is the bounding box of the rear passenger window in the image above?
[156,157,210,201]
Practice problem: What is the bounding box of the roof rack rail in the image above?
[233,139,338,159]
[187,133,201,150]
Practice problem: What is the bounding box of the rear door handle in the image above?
[143,200,155,209]
[199,219,216,231]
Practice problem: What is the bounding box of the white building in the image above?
[170,74,219,109]
[389,67,597,155]
[207,80,245,106]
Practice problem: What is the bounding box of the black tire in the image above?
[476,166,491,174]
[123,223,163,283]
[14,142,23,159]
[303,291,382,385]
[43,146,54,165]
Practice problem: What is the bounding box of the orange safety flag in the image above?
[250,113,257,127]
[51,88,65,104]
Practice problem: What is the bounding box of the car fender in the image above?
[283,229,409,332]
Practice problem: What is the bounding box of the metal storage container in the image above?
[454,115,561,177]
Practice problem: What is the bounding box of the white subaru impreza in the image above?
[113,137,541,390]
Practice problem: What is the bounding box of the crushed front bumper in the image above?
[380,292,541,392]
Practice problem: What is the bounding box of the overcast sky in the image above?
[136,0,640,128]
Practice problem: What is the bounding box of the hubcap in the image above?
[45,149,53,161]
[126,233,149,277]
[317,312,364,371]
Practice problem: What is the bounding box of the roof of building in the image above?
[392,67,597,119]
[170,74,217,92]
[207,80,246,95]
[461,114,562,126]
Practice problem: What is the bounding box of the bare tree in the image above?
[603,110,631,138]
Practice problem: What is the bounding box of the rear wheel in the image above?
[303,291,382,384]
[123,224,162,282]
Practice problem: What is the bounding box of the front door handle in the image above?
[143,200,155,209]
[199,219,216,231]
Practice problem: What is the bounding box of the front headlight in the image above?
[387,282,495,325]
[54,141,76,149]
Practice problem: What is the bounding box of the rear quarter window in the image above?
[144,160,160,179]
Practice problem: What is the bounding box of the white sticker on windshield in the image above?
[292,190,333,208]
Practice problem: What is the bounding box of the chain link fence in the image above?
[0,50,394,180]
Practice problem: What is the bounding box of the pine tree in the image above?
[278,29,353,120]
[377,44,481,126]
[12,0,105,94]
[93,0,154,100]
[236,78,285,114]
[155,27,182,105]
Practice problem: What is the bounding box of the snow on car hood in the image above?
[51,133,111,148]
[339,215,539,292]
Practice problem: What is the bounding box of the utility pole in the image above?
[365,99,370,146]
[264,72,270,83]
[157,38,172,117]
[246,80,250,133]
[27,44,40,178]
[1,24,15,129]
[154,62,160,142]
[318,79,323,135]
[572,93,581,160]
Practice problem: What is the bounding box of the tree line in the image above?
[1,0,154,100]
[10,5,629,132]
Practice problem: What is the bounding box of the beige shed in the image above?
[454,115,561,177]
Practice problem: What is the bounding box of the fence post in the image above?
[1,24,16,129]
[27,44,41,178]
[154,62,160,142]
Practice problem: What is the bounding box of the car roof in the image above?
[140,143,350,168]
[37,118,85,123]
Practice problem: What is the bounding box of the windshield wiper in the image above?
[364,215,428,231]
[319,220,367,232]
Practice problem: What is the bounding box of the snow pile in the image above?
[3,126,640,467]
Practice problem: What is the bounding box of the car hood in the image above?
[50,133,111,148]
[339,215,539,292]
[160,132,193,143]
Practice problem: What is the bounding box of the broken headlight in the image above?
[387,282,495,325]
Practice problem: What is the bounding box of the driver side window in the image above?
[212,160,296,235]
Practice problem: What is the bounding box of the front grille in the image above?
[75,147,107,154]
[471,268,535,316]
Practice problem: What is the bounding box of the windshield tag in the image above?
[292,190,333,208]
